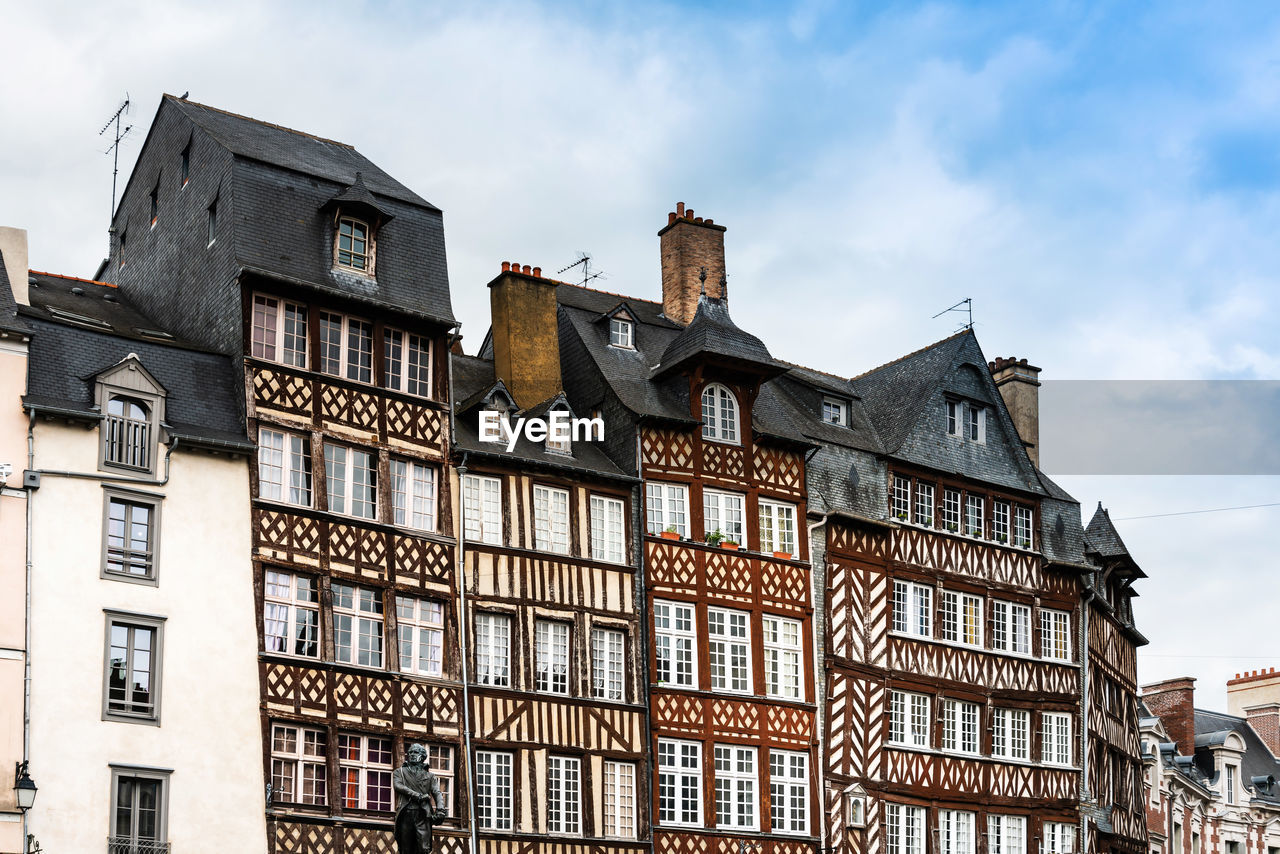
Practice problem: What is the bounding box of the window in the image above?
[397,597,444,677]
[547,755,581,834]
[992,708,1031,760]
[939,809,976,854]
[383,328,432,396]
[759,499,797,557]
[319,311,374,382]
[149,185,158,227]
[1225,763,1237,804]
[592,627,625,701]
[1040,609,1071,661]
[475,750,513,830]
[992,500,1010,543]
[889,690,931,748]
[941,700,980,754]
[892,476,911,520]
[992,600,1032,655]
[939,591,982,646]
[966,405,985,442]
[338,733,392,811]
[207,200,217,245]
[336,216,371,271]
[654,600,696,687]
[271,724,327,805]
[708,607,751,693]
[428,745,455,816]
[658,739,702,826]
[701,383,739,444]
[1041,712,1072,766]
[535,620,570,694]
[946,400,960,436]
[463,474,502,545]
[391,459,437,531]
[886,804,926,854]
[250,294,309,368]
[476,613,511,686]
[332,583,384,668]
[987,815,1027,854]
[942,488,961,532]
[105,614,163,722]
[647,482,690,537]
[914,482,934,525]
[965,494,983,537]
[603,761,637,838]
[1043,821,1075,854]
[1014,505,1034,548]
[532,484,570,554]
[324,443,377,519]
[119,231,127,269]
[109,767,168,851]
[1192,832,1201,854]
[591,495,625,563]
[609,317,633,348]
[104,395,152,471]
[180,144,190,186]
[263,570,319,658]
[103,494,159,582]
[770,749,808,834]
[258,428,313,506]
[714,745,758,830]
[892,580,933,638]
[703,489,745,544]
[763,615,802,700]
[823,397,847,425]
[546,408,572,455]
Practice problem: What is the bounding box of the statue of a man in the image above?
[393,743,445,854]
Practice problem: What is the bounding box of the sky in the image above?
[3,0,1279,709]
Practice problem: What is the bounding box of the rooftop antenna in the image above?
[99,95,133,223]
[556,252,607,287]
[932,297,973,331]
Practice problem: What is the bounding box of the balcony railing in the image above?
[107,836,170,854]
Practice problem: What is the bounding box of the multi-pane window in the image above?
[658,739,702,826]
[106,619,161,720]
[592,627,625,701]
[946,400,960,435]
[966,404,985,442]
[104,395,152,470]
[892,476,911,520]
[263,570,320,658]
[109,769,167,850]
[336,217,371,271]
[1014,505,1034,548]
[397,597,444,677]
[591,495,625,563]
[714,745,758,830]
[914,482,934,525]
[384,328,431,396]
[463,474,503,545]
[992,500,1010,543]
[258,428,313,506]
[1042,821,1075,854]
[938,809,976,854]
[965,494,984,537]
[701,383,739,443]
[319,311,374,382]
[391,459,437,531]
[823,397,846,425]
[703,489,745,544]
[338,733,392,811]
[889,690,931,748]
[708,607,751,693]
[428,745,455,815]
[992,708,1031,760]
[271,724,327,805]
[939,591,982,646]
[886,804,926,854]
[770,749,808,834]
[987,815,1027,854]
[942,488,961,531]
[475,751,513,830]
[759,499,797,557]
[603,761,637,838]
[476,613,511,686]
[535,620,570,694]
[324,444,377,519]
[992,600,1032,655]
[547,755,581,834]
[332,583,384,668]
[1040,609,1071,661]
[892,580,933,638]
[250,294,308,368]
[941,699,980,754]
[104,495,157,580]
[1041,712,1072,766]
[646,482,689,537]
[533,485,571,555]
[654,600,696,687]
[763,615,802,700]
[609,317,633,348]
[1226,763,1237,803]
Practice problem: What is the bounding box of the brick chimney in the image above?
[1142,677,1197,756]
[1227,668,1280,756]
[488,261,561,409]
[0,226,29,305]
[659,202,726,326]
[989,356,1042,467]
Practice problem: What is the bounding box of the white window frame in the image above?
[337,732,393,811]
[992,600,1032,655]
[546,755,581,835]
[336,215,372,273]
[535,619,570,695]
[591,495,626,563]
[428,744,455,816]
[592,626,625,701]
[966,404,986,442]
[892,580,933,638]
[383,327,432,397]
[939,809,976,854]
[533,484,571,555]
[319,310,374,383]
[763,614,802,700]
[822,397,847,426]
[1042,821,1075,854]
[942,488,961,532]
[475,750,513,830]
[992,500,1011,544]
[714,744,758,831]
[463,474,503,545]
[914,481,934,526]
[271,723,328,806]
[391,458,437,531]
[759,499,798,557]
[263,570,320,658]
[1040,608,1072,661]
[892,476,911,520]
[331,583,384,668]
[476,612,512,687]
[708,606,751,694]
[886,803,926,854]
[609,316,634,348]
[1041,712,1072,766]
[946,399,960,436]
[1014,504,1034,548]
[939,590,982,647]
[992,708,1031,760]
[941,699,980,755]
[658,738,702,827]
[703,488,745,545]
[654,600,696,687]
[987,815,1027,854]
[259,428,313,507]
[769,749,809,835]
[603,760,637,838]
[1225,762,1237,804]
[646,481,689,537]
[396,596,444,677]
[965,494,984,537]
[251,294,309,368]
[889,690,931,748]
[324,443,377,520]
[701,383,740,444]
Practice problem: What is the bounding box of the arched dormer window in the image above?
[336,216,371,272]
[701,383,739,444]
[96,355,166,477]
[105,395,153,470]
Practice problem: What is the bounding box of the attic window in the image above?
[135,328,174,341]
[104,395,155,473]
[119,232,127,269]
[150,185,159,228]
[609,317,633,349]
[180,144,190,188]
[336,216,371,272]
[546,409,572,455]
[946,400,985,443]
[46,307,111,331]
[701,383,739,444]
[822,397,847,426]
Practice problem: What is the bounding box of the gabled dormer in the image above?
[320,172,393,278]
[601,304,638,350]
[94,354,167,476]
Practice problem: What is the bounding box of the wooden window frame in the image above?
[258,427,314,508]
[701,383,740,445]
[714,743,758,831]
[546,755,582,835]
[763,614,802,701]
[337,732,393,812]
[462,473,503,545]
[533,484,571,555]
[708,606,752,694]
[263,569,320,659]
[270,722,328,806]
[590,494,626,563]
[101,488,161,585]
[657,738,702,827]
[769,749,809,835]
[331,582,385,669]
[396,596,445,677]
[646,481,689,537]
[654,600,696,688]
[475,612,512,687]
[251,294,309,368]
[103,610,166,725]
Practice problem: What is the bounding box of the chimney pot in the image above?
[532,267,541,278]
[676,202,685,216]
[668,212,677,225]
[521,265,530,275]
[501,261,511,272]
[686,209,693,220]
[705,218,713,224]
[694,217,703,223]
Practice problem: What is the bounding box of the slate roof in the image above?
[1193,708,1280,804]
[0,250,31,336]
[1034,469,1092,570]
[654,295,783,378]
[1086,503,1133,559]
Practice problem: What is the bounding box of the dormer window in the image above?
[105,396,152,470]
[609,317,633,349]
[822,397,847,425]
[946,399,985,443]
[701,383,739,444]
[180,144,191,188]
[149,185,159,228]
[336,216,371,272]
[546,406,572,455]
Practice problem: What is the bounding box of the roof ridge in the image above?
[557,282,663,309]
[29,270,118,289]
[776,357,852,384]
[164,93,355,151]
[850,328,972,382]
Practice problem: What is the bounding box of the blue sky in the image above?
[3,0,1279,707]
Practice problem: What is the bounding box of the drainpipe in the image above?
[22,410,33,853]
[633,427,655,849]
[806,509,832,854]
[1081,584,1096,847]
[455,447,478,854]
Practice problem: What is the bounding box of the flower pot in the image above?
[773,550,792,560]
[660,531,680,541]
[722,542,739,551]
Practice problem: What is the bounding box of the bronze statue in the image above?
[393,743,445,854]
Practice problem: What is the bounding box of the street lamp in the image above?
[13,761,36,812]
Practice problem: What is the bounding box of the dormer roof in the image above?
[320,172,395,225]
[653,295,783,379]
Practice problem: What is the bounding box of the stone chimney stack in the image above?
[1142,677,1198,756]
[488,262,562,410]
[659,202,726,326]
[1228,668,1280,756]
[989,356,1042,467]
[0,227,29,305]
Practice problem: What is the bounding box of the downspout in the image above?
[1082,584,1096,847]
[634,427,655,849]
[22,410,33,850]
[806,508,832,854]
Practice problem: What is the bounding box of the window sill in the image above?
[103,711,161,727]
[102,569,158,587]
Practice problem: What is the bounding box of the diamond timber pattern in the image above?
[641,427,694,473]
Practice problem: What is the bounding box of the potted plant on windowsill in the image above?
[772,550,792,560]
[722,539,739,551]
[946,523,959,533]
[660,525,681,541]
[920,517,932,527]
[1019,540,1032,549]
[995,534,1008,544]
[894,512,908,521]
[705,529,725,547]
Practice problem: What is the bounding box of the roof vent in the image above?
[103,293,117,302]
[70,286,84,296]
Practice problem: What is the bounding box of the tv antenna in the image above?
[99,95,133,221]
[557,252,607,287]
[932,297,973,331]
